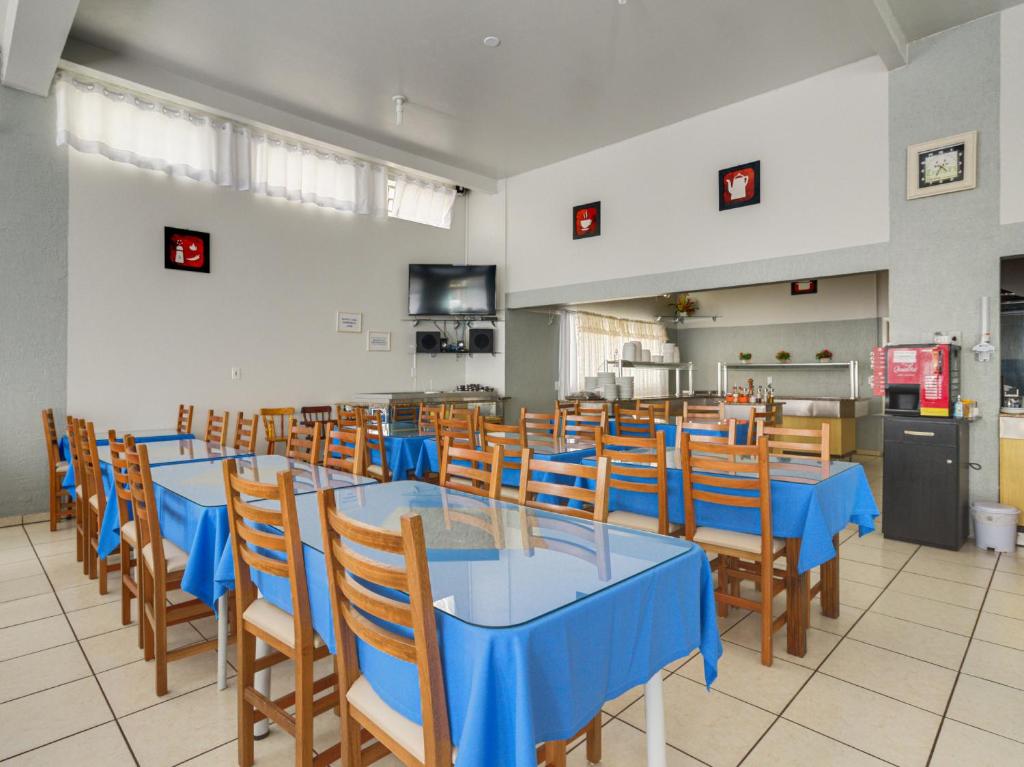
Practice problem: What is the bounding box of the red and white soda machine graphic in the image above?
[879,344,960,417]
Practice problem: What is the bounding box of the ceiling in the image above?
[67,0,1024,181]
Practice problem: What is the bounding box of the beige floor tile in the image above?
[914,544,999,570]
[30,536,79,558]
[678,642,811,713]
[39,554,91,590]
[66,599,135,639]
[0,592,61,630]
[743,718,888,766]
[982,588,1024,620]
[973,611,1024,651]
[846,533,917,554]
[888,572,985,609]
[847,612,968,669]
[808,602,863,636]
[0,545,37,567]
[996,551,1024,575]
[820,638,956,715]
[903,553,994,587]
[930,718,1024,767]
[24,523,74,544]
[663,647,699,673]
[22,513,50,525]
[870,590,978,636]
[0,516,22,528]
[567,718,703,766]
[0,677,112,760]
[120,681,239,767]
[618,674,774,767]
[784,674,940,767]
[0,642,92,703]
[837,560,897,588]
[961,639,1024,690]
[837,578,883,609]
[80,621,204,673]
[0,528,31,549]
[0,614,75,663]
[602,682,646,716]
[177,732,311,766]
[725,614,841,669]
[56,581,121,612]
[946,674,1024,742]
[99,652,229,716]
[2,722,134,767]
[991,570,1024,595]
[0,575,52,605]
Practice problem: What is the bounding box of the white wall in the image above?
[1001,4,1024,224]
[67,151,473,428]
[503,57,890,294]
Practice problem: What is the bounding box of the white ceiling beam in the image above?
[843,0,908,70]
[1,0,79,95]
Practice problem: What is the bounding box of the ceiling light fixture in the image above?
[482,35,501,47]
[393,95,407,127]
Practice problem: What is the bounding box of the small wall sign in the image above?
[791,279,818,295]
[906,131,977,200]
[572,201,601,240]
[718,161,760,211]
[367,331,391,352]
[164,227,210,273]
[336,312,362,333]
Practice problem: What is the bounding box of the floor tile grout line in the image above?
[607,712,716,767]
[0,672,94,707]
[0,722,118,764]
[941,713,1024,748]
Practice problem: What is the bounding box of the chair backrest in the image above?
[439,438,503,499]
[205,410,229,446]
[124,443,162,569]
[435,415,476,450]
[233,412,259,452]
[555,400,579,416]
[323,426,366,475]
[750,403,783,434]
[517,448,610,521]
[520,407,558,439]
[636,400,671,420]
[390,401,420,424]
[41,409,60,471]
[223,461,314,650]
[300,405,333,426]
[683,402,724,423]
[318,493,452,765]
[673,416,737,447]
[755,421,831,479]
[446,405,480,432]
[108,431,136,540]
[177,404,194,434]
[66,417,83,492]
[334,406,361,431]
[80,420,106,511]
[578,401,609,416]
[614,403,656,438]
[680,433,772,552]
[560,411,608,441]
[596,430,670,534]
[285,419,322,463]
[418,403,444,431]
[480,421,526,475]
[260,407,295,444]
[361,411,391,482]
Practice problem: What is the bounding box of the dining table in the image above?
[241,480,722,767]
[374,421,437,479]
[414,434,598,485]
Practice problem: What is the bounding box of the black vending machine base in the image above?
[882,416,969,550]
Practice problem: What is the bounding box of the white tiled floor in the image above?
[1,455,1023,765]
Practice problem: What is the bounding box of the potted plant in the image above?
[674,294,699,317]
[816,348,834,362]
[775,350,791,363]
[738,352,752,364]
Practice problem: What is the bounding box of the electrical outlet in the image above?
[231,367,241,380]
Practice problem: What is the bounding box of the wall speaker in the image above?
[416,331,442,353]
[469,327,495,354]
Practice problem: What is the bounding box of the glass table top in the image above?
[664,452,858,484]
[150,454,375,507]
[280,480,694,628]
[521,436,597,456]
[96,438,252,466]
[382,423,434,438]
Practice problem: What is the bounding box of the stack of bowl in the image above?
[617,376,634,400]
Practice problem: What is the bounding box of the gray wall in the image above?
[504,308,559,419]
[0,87,68,518]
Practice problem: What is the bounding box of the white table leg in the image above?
[254,638,272,739]
[644,671,667,767]
[217,594,228,691]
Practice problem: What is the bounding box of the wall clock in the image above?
[906,131,977,199]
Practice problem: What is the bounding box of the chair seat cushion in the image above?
[499,486,520,503]
[56,461,69,474]
[242,598,325,650]
[693,526,784,557]
[606,510,681,535]
[141,538,189,573]
[75,484,82,500]
[120,521,138,547]
[366,464,388,478]
[88,494,100,512]
[347,675,456,764]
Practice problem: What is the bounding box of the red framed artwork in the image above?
[572,201,601,240]
[718,161,760,211]
[164,227,210,273]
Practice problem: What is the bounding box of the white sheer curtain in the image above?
[558,311,669,398]
[55,73,455,228]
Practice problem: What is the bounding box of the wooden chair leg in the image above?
[585,714,602,763]
[120,544,132,626]
[98,549,109,595]
[49,477,58,531]
[543,740,567,767]
[785,539,809,658]
[238,630,256,767]
[295,654,314,767]
[142,568,155,662]
[760,558,774,667]
[715,556,731,618]
[153,581,168,696]
[820,534,840,619]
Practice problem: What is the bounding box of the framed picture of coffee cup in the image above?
[718,161,760,211]
[573,202,601,240]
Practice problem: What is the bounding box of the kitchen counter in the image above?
[999,415,1024,524]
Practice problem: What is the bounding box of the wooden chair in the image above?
[286,419,323,464]
[517,449,610,522]
[520,407,559,439]
[223,462,339,767]
[67,417,87,564]
[560,411,607,441]
[334,407,361,431]
[41,408,73,530]
[234,412,259,452]
[204,410,229,446]
[673,416,738,447]
[614,402,656,438]
[435,415,476,450]
[636,400,671,420]
[390,401,420,424]
[555,400,579,416]
[108,432,142,647]
[439,438,503,499]
[595,431,675,536]
[317,493,451,767]
[126,443,217,694]
[577,401,609,417]
[261,407,295,455]
[683,402,724,423]
[446,404,480,432]
[81,420,122,592]
[755,422,831,479]
[418,403,444,431]
[359,411,391,482]
[300,405,333,429]
[480,421,526,503]
[680,434,787,666]
[323,426,366,476]
[177,404,194,434]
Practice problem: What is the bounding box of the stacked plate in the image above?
[602,383,619,401]
[597,371,617,388]
[617,376,634,400]
[584,376,600,391]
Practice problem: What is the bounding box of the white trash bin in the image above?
[971,501,1019,553]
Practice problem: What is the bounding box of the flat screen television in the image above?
[408,264,497,316]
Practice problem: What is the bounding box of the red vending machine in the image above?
[882,344,960,417]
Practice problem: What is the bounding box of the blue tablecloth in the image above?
[374,434,432,480]
[229,489,721,767]
[583,458,878,573]
[58,430,192,463]
[414,437,595,487]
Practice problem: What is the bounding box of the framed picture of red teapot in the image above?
[164,227,210,273]
[572,201,601,240]
[718,161,760,211]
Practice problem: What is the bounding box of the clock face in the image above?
[919,143,965,187]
